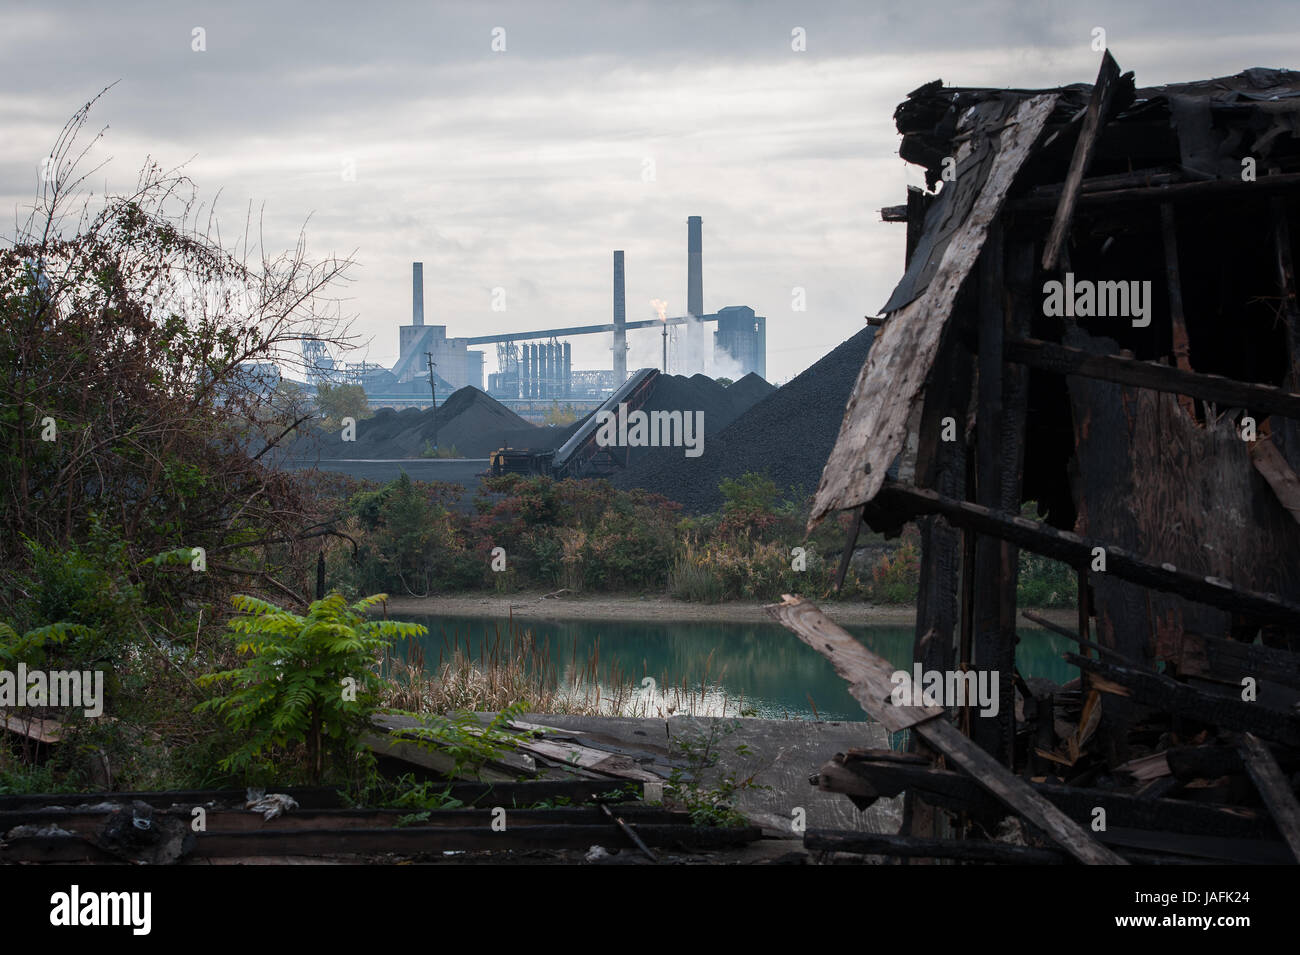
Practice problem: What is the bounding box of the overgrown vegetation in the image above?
[665,719,768,828]
[314,468,1072,608]
[0,95,360,794]
[196,593,426,784]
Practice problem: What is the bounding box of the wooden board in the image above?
[1251,436,1300,525]
[1042,51,1122,270]
[1236,732,1300,862]
[0,714,64,744]
[809,93,1060,529]
[766,595,1126,864]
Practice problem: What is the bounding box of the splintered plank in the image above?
[513,737,663,782]
[809,92,1060,529]
[1236,732,1300,862]
[1042,51,1122,270]
[766,595,1126,864]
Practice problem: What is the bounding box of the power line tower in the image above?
[425,352,438,452]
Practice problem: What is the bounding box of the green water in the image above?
[395,614,1076,722]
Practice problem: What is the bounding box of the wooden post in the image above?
[904,183,966,847]
[1271,194,1300,476]
[1160,203,1198,419]
[972,222,1019,764]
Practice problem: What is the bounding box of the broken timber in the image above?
[871,480,1300,627]
[1236,732,1300,862]
[1067,653,1300,746]
[1042,50,1124,270]
[1005,338,1300,422]
[765,594,1125,864]
[810,93,1060,528]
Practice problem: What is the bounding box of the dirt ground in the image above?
[384,591,918,624]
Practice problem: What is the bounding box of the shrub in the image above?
[869,539,920,604]
[196,592,426,784]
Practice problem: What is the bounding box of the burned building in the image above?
[771,55,1300,864]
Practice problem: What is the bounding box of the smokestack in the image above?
[687,217,702,319]
[686,218,705,374]
[613,251,627,384]
[412,262,424,327]
[563,342,572,398]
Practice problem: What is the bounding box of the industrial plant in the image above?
[300,216,767,413]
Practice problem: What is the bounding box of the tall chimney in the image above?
[412,262,424,327]
[613,251,627,384]
[687,217,702,319]
[686,218,705,374]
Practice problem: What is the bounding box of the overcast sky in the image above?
[3,1,1298,383]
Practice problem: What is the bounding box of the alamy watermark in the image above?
[0,664,104,717]
[594,403,704,458]
[50,885,150,935]
[1042,272,1151,328]
[890,664,999,717]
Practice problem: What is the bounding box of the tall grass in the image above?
[380,616,748,718]
[668,540,728,603]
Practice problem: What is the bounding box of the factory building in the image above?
[390,262,486,392]
[714,306,767,380]
[309,216,766,410]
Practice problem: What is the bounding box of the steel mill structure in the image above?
[303,216,766,410]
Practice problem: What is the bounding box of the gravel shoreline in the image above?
[383,591,1076,627]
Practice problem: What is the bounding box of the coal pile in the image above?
[613,327,875,512]
[618,371,774,468]
[727,372,776,408]
[290,387,551,459]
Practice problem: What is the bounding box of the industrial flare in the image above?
[651,299,669,372]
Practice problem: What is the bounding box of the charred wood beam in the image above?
[1013,170,1300,213]
[1157,628,1300,691]
[1005,338,1300,421]
[1236,732,1300,862]
[767,596,1126,864]
[880,204,909,222]
[1022,167,1181,202]
[1161,203,1198,419]
[805,829,1231,865]
[973,223,1017,762]
[873,480,1300,628]
[806,829,1068,864]
[833,505,866,592]
[814,751,1280,841]
[1068,653,1300,746]
[1043,50,1123,270]
[905,185,928,267]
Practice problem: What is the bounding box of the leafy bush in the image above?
[869,538,920,604]
[196,592,426,784]
[1018,552,1076,608]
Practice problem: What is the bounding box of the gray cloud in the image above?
[2,0,1298,380]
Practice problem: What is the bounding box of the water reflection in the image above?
[397,615,1076,722]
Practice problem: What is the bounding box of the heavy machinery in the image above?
[489,368,659,479]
